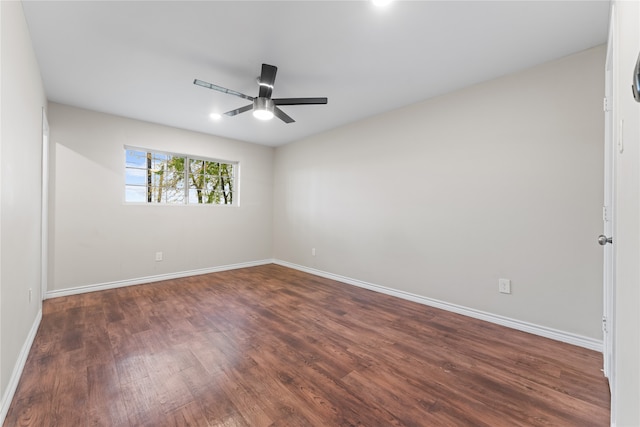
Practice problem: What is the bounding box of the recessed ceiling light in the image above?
[209,112,222,120]
[372,0,392,7]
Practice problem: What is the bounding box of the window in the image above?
[125,148,237,205]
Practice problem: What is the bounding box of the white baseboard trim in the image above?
[43,258,603,352]
[0,309,42,425]
[45,259,274,300]
[273,259,603,352]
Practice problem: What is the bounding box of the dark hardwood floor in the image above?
[4,264,610,426]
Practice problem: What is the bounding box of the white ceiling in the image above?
[22,0,610,147]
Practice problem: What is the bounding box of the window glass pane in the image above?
[205,177,219,193]
[167,157,186,174]
[126,150,147,168]
[188,173,225,204]
[153,187,178,203]
[189,158,206,175]
[125,185,147,203]
[188,188,203,204]
[220,191,233,205]
[147,185,186,204]
[147,187,160,203]
[125,168,147,186]
[166,182,185,204]
[188,175,203,192]
[220,163,233,178]
[205,161,220,175]
[151,170,169,187]
[163,170,183,185]
[151,152,167,165]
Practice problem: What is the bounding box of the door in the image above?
[601,7,615,389]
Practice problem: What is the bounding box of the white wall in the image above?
[611,1,640,425]
[0,0,46,407]
[274,46,606,341]
[48,103,274,292]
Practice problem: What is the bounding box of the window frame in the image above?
[124,146,239,207]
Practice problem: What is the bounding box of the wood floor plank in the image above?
[179,368,247,427]
[163,401,210,427]
[3,264,610,426]
[86,363,129,427]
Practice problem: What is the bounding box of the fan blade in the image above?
[273,97,328,105]
[258,64,278,98]
[274,107,295,124]
[224,104,253,117]
[193,79,253,101]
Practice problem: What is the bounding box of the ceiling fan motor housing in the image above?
[253,97,275,120]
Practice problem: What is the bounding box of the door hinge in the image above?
[602,316,608,333]
[603,96,610,112]
[603,206,609,222]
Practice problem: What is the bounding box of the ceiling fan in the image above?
[194,63,328,123]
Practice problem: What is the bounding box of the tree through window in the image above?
[125,148,236,205]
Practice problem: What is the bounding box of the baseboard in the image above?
[0,309,42,424]
[44,258,603,352]
[46,259,274,299]
[273,259,603,352]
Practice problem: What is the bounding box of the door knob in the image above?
[598,235,613,246]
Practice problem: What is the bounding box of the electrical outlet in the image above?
[28,288,33,303]
[498,278,511,294]
[155,252,163,262]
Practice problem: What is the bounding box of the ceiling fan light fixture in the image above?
[253,109,274,121]
[253,97,275,121]
[195,63,327,124]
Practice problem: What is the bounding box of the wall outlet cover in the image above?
[498,278,511,294]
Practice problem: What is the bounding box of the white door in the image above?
[601,8,615,389]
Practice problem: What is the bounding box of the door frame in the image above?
[41,108,49,301]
